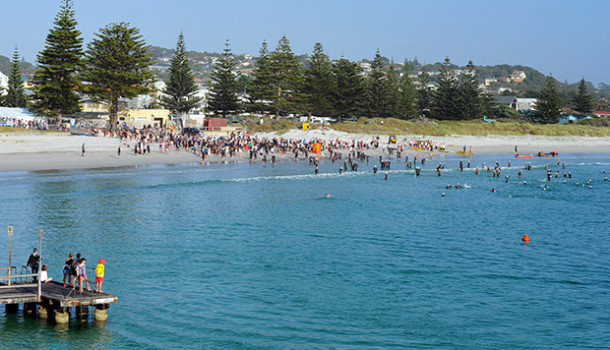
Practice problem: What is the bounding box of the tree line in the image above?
[0,0,599,127]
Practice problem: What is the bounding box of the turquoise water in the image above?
[1,153,609,349]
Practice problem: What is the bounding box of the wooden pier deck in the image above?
[0,281,117,308]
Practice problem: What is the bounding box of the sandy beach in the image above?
[1,130,609,172]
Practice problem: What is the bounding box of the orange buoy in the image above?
[522,234,530,243]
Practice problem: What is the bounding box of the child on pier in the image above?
[95,258,105,293]
[77,258,91,292]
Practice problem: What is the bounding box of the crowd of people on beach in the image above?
[26,248,106,293]
[0,117,48,130]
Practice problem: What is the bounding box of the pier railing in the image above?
[0,267,42,302]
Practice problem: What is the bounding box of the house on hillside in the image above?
[511,71,527,82]
[495,96,517,109]
[516,98,537,111]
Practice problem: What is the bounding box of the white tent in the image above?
[0,107,40,121]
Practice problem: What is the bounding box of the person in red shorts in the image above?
[95,258,106,293]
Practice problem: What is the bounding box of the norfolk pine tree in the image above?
[208,40,240,117]
[367,50,389,118]
[385,61,401,117]
[417,66,432,117]
[572,78,595,115]
[160,32,202,119]
[269,35,301,116]
[332,58,365,122]
[303,43,335,118]
[4,47,27,107]
[398,61,418,119]
[82,22,156,130]
[535,76,562,124]
[433,57,459,120]
[458,60,482,120]
[249,40,275,114]
[31,0,83,118]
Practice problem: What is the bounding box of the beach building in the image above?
[120,109,171,128]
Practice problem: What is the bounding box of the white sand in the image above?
[1,130,609,172]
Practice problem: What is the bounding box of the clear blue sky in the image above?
[2,0,609,84]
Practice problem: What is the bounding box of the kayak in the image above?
[515,154,533,158]
[456,151,474,156]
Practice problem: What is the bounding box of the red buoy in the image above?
[522,234,531,243]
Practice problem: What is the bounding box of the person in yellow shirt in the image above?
[95,258,106,293]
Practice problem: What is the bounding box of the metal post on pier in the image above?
[38,229,43,267]
[8,226,13,286]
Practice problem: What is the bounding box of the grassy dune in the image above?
[244,118,610,137]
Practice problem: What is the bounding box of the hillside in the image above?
[0,55,37,77]
[2,49,609,104]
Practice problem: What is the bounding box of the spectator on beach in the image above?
[27,248,40,281]
[63,252,74,287]
[82,143,86,157]
[77,258,91,292]
[40,265,53,283]
[95,258,106,293]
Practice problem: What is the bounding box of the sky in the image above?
[2,0,609,84]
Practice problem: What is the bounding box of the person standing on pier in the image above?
[77,258,91,292]
[95,258,106,293]
[63,252,74,287]
[27,248,40,281]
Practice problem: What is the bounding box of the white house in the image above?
[516,98,537,111]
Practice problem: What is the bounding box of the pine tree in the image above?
[572,78,595,115]
[31,0,83,118]
[208,40,240,117]
[398,60,418,119]
[4,47,27,107]
[159,32,202,120]
[367,49,389,118]
[269,35,301,116]
[82,22,156,130]
[385,61,400,117]
[458,60,481,120]
[417,66,432,117]
[332,58,365,122]
[480,91,498,118]
[303,43,335,118]
[432,57,459,120]
[248,40,275,114]
[535,76,562,124]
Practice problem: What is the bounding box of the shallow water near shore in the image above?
[1,153,609,349]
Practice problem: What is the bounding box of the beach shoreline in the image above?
[1,130,609,173]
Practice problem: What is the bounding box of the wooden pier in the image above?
[1,280,117,323]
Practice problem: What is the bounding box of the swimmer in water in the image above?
[385,173,388,181]
[490,188,497,193]
[326,194,332,199]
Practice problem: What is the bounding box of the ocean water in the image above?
[1,153,609,349]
